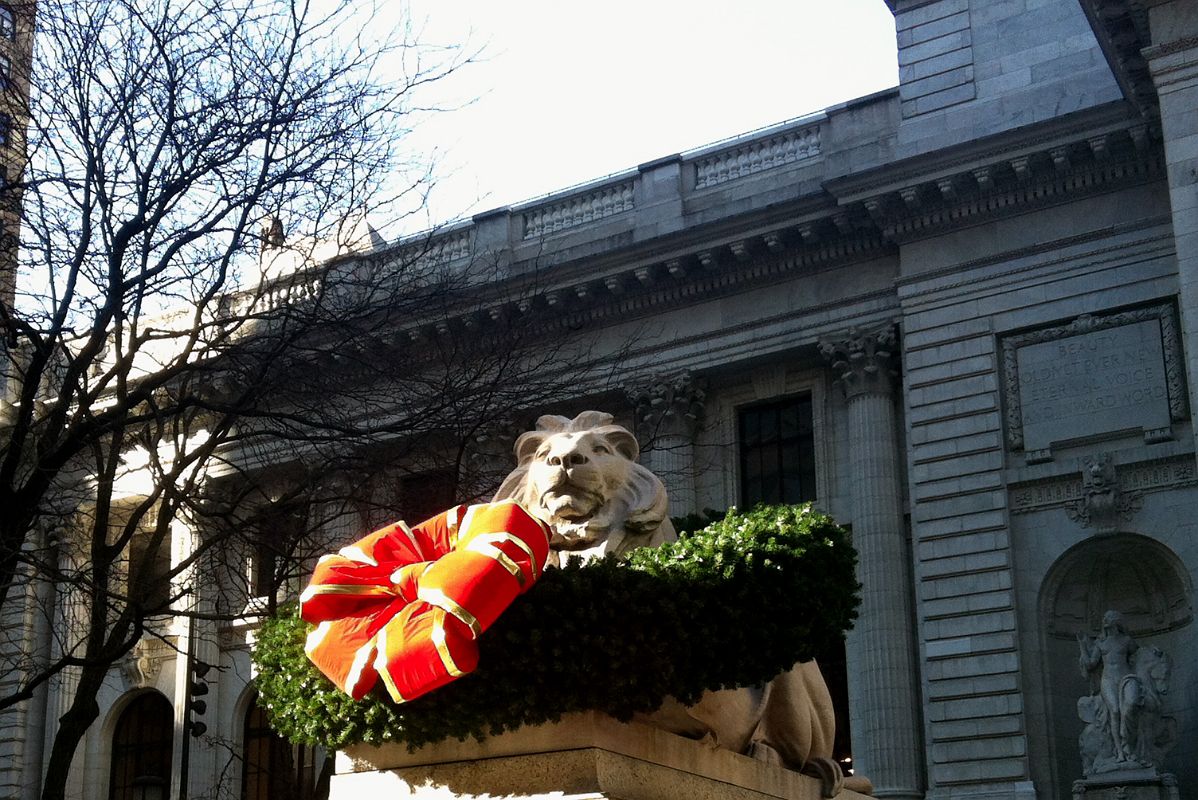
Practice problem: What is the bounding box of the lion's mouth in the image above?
[550,529,603,550]
[539,481,604,520]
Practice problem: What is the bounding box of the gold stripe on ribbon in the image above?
[373,626,406,703]
[497,500,551,578]
[300,583,399,605]
[430,608,465,677]
[337,545,378,566]
[304,621,333,656]
[459,505,481,550]
[417,586,482,639]
[465,538,525,587]
[447,505,461,548]
[466,532,537,584]
[346,638,379,699]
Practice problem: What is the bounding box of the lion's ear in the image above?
[513,431,546,465]
[603,428,639,461]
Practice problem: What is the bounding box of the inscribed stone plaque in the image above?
[1015,319,1169,451]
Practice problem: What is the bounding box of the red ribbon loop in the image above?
[299,500,550,702]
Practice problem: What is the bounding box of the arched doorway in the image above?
[108,691,173,800]
[1038,533,1192,797]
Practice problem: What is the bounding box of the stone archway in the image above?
[1037,533,1191,798]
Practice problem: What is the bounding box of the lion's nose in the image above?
[547,452,588,468]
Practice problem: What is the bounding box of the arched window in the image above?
[109,692,173,800]
[242,694,328,800]
[0,7,13,40]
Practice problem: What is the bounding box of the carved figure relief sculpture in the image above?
[1076,610,1177,776]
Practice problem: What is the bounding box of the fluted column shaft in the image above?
[822,329,923,800]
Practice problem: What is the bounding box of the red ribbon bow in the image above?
[299,500,550,703]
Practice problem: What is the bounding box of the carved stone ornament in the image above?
[1076,610,1177,779]
[818,325,897,400]
[625,372,707,442]
[119,637,168,689]
[1065,454,1143,535]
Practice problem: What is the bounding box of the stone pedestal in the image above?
[1072,772,1180,800]
[334,712,874,800]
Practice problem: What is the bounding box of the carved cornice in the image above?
[1078,0,1156,117]
[849,131,1161,244]
[819,326,898,400]
[827,103,1145,199]
[270,107,1163,370]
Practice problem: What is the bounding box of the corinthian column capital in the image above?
[625,371,707,442]
[819,325,898,400]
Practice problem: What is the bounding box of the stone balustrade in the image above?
[521,180,635,239]
[693,124,821,189]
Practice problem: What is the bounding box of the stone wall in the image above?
[898,177,1191,800]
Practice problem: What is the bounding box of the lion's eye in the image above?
[593,445,610,455]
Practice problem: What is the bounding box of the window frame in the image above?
[737,393,818,506]
[704,366,829,511]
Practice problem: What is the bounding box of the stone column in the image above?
[1143,0,1198,460]
[626,373,706,516]
[42,539,88,800]
[820,328,923,800]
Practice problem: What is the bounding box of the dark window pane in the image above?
[780,403,799,438]
[740,411,759,446]
[739,394,816,507]
[251,504,307,602]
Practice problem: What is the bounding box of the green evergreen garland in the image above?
[253,504,859,749]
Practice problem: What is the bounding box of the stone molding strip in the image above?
[1009,455,1197,514]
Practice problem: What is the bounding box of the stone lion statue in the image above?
[494,411,855,785]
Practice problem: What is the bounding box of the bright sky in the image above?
[391,0,899,233]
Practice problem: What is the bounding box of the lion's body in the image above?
[494,411,838,774]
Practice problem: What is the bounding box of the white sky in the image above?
[389,0,899,234]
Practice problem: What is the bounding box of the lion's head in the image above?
[493,411,674,562]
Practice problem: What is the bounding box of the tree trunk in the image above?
[40,665,106,800]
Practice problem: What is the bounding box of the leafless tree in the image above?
[0,2,618,797]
